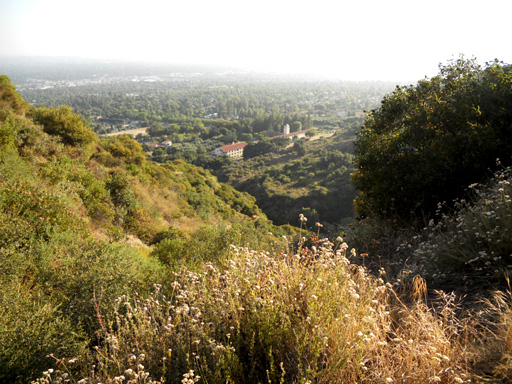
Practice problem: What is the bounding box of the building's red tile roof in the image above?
[220,142,248,152]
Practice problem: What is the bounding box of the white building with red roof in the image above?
[211,142,248,159]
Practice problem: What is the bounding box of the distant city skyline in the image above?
[1,0,511,82]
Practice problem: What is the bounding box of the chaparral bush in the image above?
[353,58,512,225]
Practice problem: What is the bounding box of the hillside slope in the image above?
[215,130,358,228]
[1,75,281,242]
[0,75,288,382]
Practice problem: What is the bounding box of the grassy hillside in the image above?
[214,128,358,229]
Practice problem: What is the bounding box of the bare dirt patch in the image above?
[104,127,149,137]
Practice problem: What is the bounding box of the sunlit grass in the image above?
[34,235,487,383]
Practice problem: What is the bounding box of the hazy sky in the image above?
[1,0,510,81]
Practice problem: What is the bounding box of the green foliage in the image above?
[291,120,302,132]
[32,105,97,147]
[0,285,88,383]
[159,159,268,222]
[14,118,63,158]
[0,75,29,116]
[0,229,163,382]
[39,155,116,226]
[0,113,21,148]
[4,71,512,383]
[243,138,281,159]
[19,64,393,130]
[152,221,277,267]
[0,160,163,382]
[0,179,86,248]
[104,171,159,240]
[293,139,307,156]
[0,76,295,383]
[305,128,317,137]
[106,172,138,211]
[352,58,512,223]
[102,134,146,165]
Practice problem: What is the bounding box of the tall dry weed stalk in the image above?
[472,282,512,381]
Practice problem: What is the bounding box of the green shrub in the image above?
[0,179,87,248]
[0,113,20,148]
[124,206,160,243]
[0,75,29,116]
[0,227,163,383]
[105,172,138,225]
[153,236,188,266]
[352,58,512,223]
[33,106,97,147]
[0,284,88,383]
[102,135,146,166]
[30,233,162,332]
[152,222,278,268]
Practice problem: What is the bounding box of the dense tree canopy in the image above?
[352,58,512,223]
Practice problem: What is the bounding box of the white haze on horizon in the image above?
[1,0,511,82]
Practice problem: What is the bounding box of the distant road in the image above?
[103,127,149,137]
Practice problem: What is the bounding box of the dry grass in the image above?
[32,235,499,383]
[472,286,512,381]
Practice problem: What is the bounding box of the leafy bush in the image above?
[0,75,29,116]
[0,112,21,148]
[243,138,281,159]
[352,58,512,223]
[152,222,277,267]
[0,179,87,248]
[33,105,97,147]
[102,135,146,165]
[106,172,138,220]
[0,285,88,383]
[0,232,163,383]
